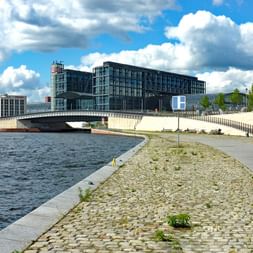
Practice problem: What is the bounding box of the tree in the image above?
[230,88,242,108]
[200,95,211,110]
[247,85,253,111]
[214,93,226,111]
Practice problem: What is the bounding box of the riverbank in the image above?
[22,133,253,252]
[0,132,144,253]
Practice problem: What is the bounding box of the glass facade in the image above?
[93,62,206,111]
[51,62,93,111]
[27,102,51,113]
[50,61,206,112]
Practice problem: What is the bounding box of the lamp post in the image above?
[246,88,248,110]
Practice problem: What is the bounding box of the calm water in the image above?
[0,132,141,230]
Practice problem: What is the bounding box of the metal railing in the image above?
[187,115,253,135]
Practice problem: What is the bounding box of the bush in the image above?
[167,213,191,228]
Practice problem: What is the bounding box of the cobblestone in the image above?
[24,134,253,252]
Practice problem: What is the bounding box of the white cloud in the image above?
[2,8,253,99]
[66,11,253,94]
[212,0,224,6]
[197,67,253,93]
[74,11,253,74]
[165,10,253,70]
[0,65,48,102]
[75,43,192,73]
[0,0,178,61]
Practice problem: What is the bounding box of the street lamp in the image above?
[245,88,248,110]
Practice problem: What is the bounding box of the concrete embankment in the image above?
[21,133,253,252]
[109,115,247,136]
[0,132,147,253]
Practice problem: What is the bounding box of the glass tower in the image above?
[51,62,93,111]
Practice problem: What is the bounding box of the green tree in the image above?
[214,93,226,111]
[230,88,242,107]
[247,85,253,111]
[200,95,211,110]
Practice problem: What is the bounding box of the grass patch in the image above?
[167,213,191,228]
[78,188,92,202]
[154,230,173,242]
[153,230,182,249]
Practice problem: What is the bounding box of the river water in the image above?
[0,132,141,230]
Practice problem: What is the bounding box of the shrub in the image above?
[167,213,191,228]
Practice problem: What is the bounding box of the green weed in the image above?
[78,188,92,202]
[154,230,173,242]
[167,213,191,228]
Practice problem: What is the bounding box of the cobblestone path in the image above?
[24,134,253,253]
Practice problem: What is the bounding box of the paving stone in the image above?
[22,134,253,253]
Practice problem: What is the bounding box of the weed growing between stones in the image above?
[153,230,182,250]
[73,206,82,213]
[154,229,173,241]
[167,213,191,228]
[152,156,159,161]
[174,165,181,171]
[78,188,92,202]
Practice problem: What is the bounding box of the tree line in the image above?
[200,85,253,111]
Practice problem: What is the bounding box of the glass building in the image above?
[93,62,206,111]
[27,102,51,113]
[50,61,206,112]
[51,62,93,111]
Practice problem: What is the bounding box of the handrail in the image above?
[186,115,253,135]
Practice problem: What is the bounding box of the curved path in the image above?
[179,134,253,171]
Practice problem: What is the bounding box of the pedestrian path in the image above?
[23,133,253,253]
[179,134,253,171]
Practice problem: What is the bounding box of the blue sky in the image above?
[0,0,253,101]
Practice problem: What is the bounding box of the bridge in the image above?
[0,111,143,131]
[0,110,252,136]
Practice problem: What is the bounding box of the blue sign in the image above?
[171,96,186,111]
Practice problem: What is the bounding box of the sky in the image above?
[0,0,253,102]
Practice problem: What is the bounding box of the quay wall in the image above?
[108,116,246,136]
[0,118,18,128]
[0,132,147,253]
[108,117,141,130]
